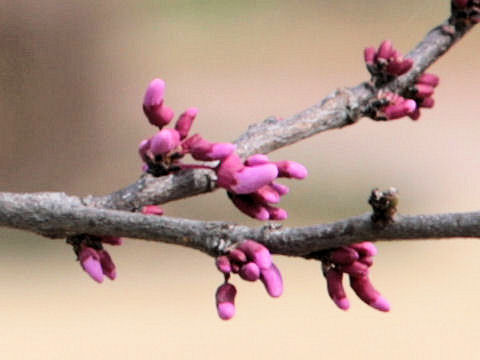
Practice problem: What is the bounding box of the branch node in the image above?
[368,187,399,226]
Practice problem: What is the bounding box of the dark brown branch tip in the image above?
[368,187,399,226]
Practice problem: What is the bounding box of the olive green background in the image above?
[1,1,480,359]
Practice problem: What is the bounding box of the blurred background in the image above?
[1,0,479,358]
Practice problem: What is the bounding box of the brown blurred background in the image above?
[1,1,480,359]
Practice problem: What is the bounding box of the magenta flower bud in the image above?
[79,247,104,283]
[349,275,390,312]
[138,139,151,163]
[326,268,350,310]
[98,249,116,280]
[409,108,421,121]
[143,79,174,128]
[415,84,435,98]
[350,242,378,257]
[175,107,197,139]
[228,248,247,264]
[238,240,272,270]
[253,185,281,204]
[185,136,236,161]
[271,182,290,196]
[245,154,270,166]
[420,97,435,108]
[229,194,270,220]
[216,256,232,274]
[260,263,283,298]
[143,78,165,108]
[376,40,394,60]
[417,73,439,87]
[207,143,237,161]
[328,247,359,265]
[216,153,245,189]
[384,98,416,120]
[364,46,376,65]
[230,163,278,194]
[338,261,369,277]
[215,283,237,320]
[275,161,308,179]
[266,206,288,220]
[239,262,261,281]
[360,256,374,267]
[150,129,180,156]
[386,58,413,76]
[141,205,164,216]
[100,236,123,246]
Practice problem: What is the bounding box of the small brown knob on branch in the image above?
[368,187,399,225]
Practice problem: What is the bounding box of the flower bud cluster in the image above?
[139,78,307,220]
[215,240,283,320]
[317,242,390,312]
[451,0,480,25]
[68,235,123,283]
[364,40,413,85]
[218,153,307,220]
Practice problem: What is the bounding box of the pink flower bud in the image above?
[79,247,104,283]
[275,161,308,179]
[245,154,270,166]
[266,206,288,220]
[216,153,245,189]
[238,240,272,269]
[231,163,278,194]
[143,79,175,127]
[100,236,123,246]
[150,129,180,156]
[326,268,350,310]
[271,182,290,196]
[350,242,378,257]
[175,107,198,139]
[253,185,281,204]
[141,205,164,216]
[98,249,116,280]
[409,108,421,121]
[260,263,283,298]
[386,58,413,76]
[417,73,439,87]
[420,97,435,108]
[338,261,369,277]
[384,98,416,120]
[376,40,394,60]
[229,194,270,220]
[415,84,435,98]
[239,262,261,281]
[207,143,237,161]
[364,46,376,65]
[184,135,236,161]
[228,248,247,264]
[360,256,374,267]
[143,78,165,108]
[216,256,232,274]
[215,283,237,320]
[349,275,390,312]
[328,247,359,265]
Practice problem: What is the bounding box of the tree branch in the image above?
[1,192,479,257]
[88,16,474,212]
[1,11,478,257]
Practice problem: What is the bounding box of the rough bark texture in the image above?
[0,12,478,257]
